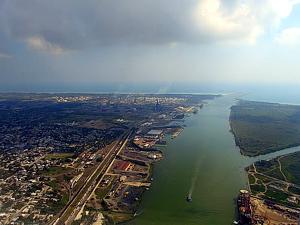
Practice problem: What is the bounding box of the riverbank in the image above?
[129,94,300,225]
[127,95,249,225]
[229,100,300,224]
[230,100,300,157]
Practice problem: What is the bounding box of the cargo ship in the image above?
[237,190,252,225]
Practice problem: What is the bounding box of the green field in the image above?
[230,100,300,156]
[280,152,300,186]
[251,152,300,186]
[265,187,289,203]
[42,166,72,176]
[247,152,300,208]
[45,153,74,160]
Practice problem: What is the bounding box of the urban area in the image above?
[0,93,216,225]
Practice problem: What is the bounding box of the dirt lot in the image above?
[251,197,299,225]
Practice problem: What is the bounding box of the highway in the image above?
[50,129,133,225]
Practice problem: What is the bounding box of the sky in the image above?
[1,0,300,92]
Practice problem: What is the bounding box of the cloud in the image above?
[192,0,263,44]
[192,0,300,44]
[275,27,300,45]
[0,53,12,59]
[0,0,299,53]
[0,0,192,51]
[26,36,67,55]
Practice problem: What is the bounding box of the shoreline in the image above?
[229,100,300,157]
[121,128,186,224]
[230,100,300,224]
[119,110,205,224]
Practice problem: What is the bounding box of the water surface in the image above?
[127,94,300,225]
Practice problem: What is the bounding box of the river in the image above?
[126,94,300,225]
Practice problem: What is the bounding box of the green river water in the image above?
[126,94,300,225]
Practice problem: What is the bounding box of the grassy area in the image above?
[45,153,74,160]
[95,177,115,200]
[265,187,289,203]
[230,100,300,156]
[248,152,300,209]
[47,179,59,191]
[60,193,69,206]
[280,152,300,186]
[105,211,134,224]
[280,152,300,185]
[289,186,300,195]
[95,185,112,200]
[253,152,300,186]
[255,174,272,183]
[254,160,285,181]
[42,166,73,177]
[248,174,256,185]
[48,193,69,214]
[250,184,265,194]
[44,166,66,176]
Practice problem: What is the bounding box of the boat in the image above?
[186,194,192,202]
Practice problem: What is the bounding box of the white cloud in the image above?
[275,27,300,45]
[192,0,300,44]
[267,0,300,18]
[26,36,67,55]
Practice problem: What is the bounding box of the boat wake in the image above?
[187,157,202,201]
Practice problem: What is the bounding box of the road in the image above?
[50,129,133,225]
[250,163,300,190]
[277,156,288,182]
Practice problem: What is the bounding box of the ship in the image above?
[237,190,252,225]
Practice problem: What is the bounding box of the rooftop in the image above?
[147,130,163,135]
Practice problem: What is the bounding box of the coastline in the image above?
[229,100,300,157]
[126,95,248,225]
[230,100,300,224]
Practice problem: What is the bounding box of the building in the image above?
[145,130,163,139]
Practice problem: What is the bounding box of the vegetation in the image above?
[280,152,300,186]
[250,184,265,194]
[289,186,300,195]
[265,187,289,203]
[95,185,112,200]
[247,152,300,209]
[59,193,69,206]
[45,153,74,160]
[230,100,300,156]
[254,152,300,186]
[42,166,66,176]
[47,193,69,214]
[105,211,134,224]
[255,160,285,180]
[248,174,256,185]
[47,180,59,191]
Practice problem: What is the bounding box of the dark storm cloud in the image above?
[0,0,200,50]
[1,0,298,53]
[1,0,289,52]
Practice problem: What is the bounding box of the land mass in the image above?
[230,100,300,156]
[0,93,219,225]
[246,152,300,224]
[248,151,300,203]
[231,100,300,224]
